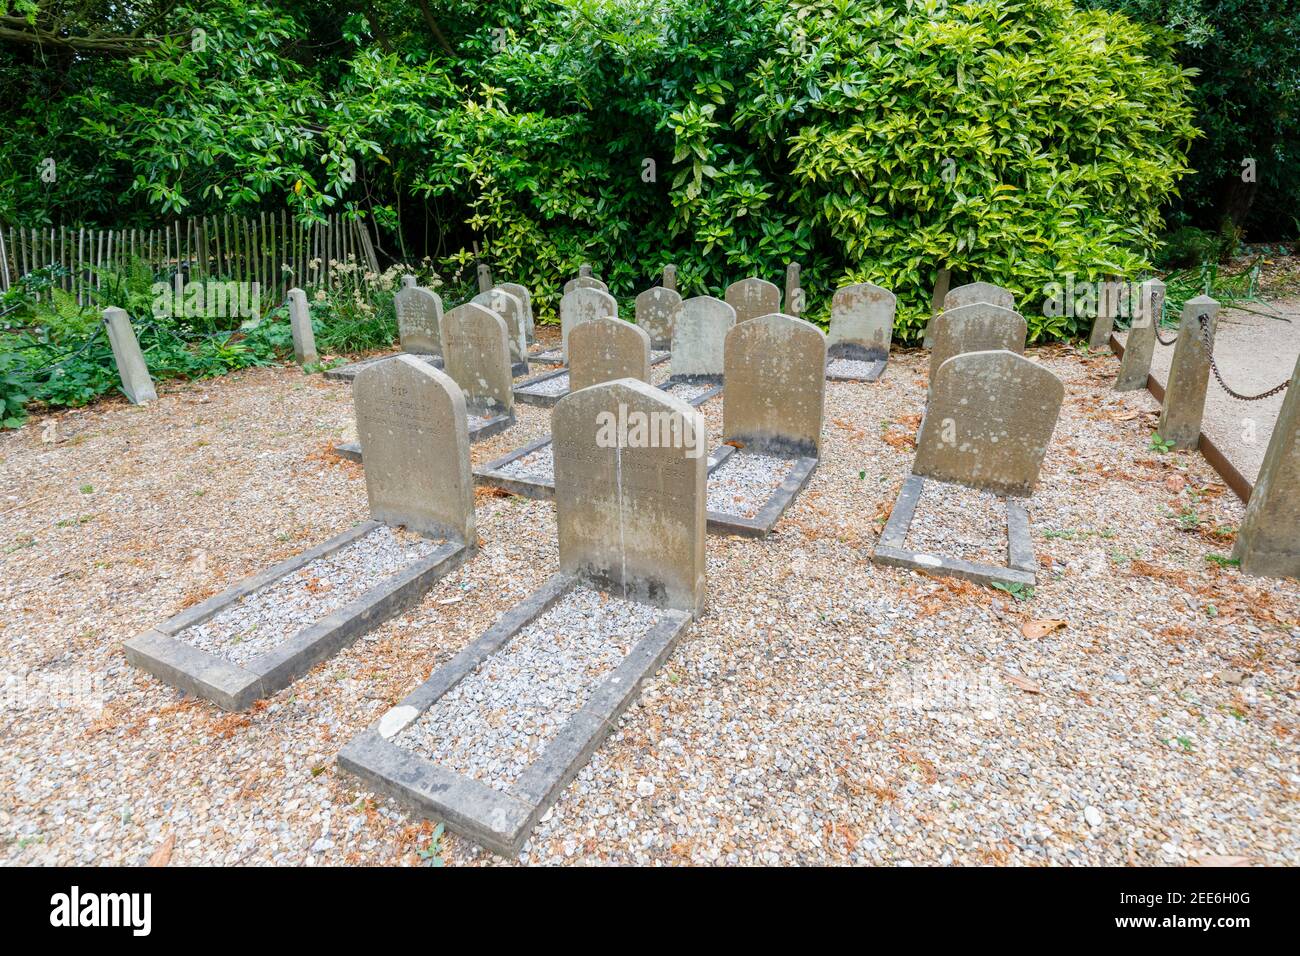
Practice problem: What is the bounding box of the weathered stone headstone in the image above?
[1114,279,1165,392]
[725,276,781,324]
[914,350,1064,497]
[401,274,417,289]
[564,275,608,294]
[785,263,802,317]
[723,314,826,457]
[353,356,474,542]
[579,263,593,278]
[662,264,677,292]
[497,281,535,344]
[635,286,683,349]
[476,263,492,293]
[1088,278,1122,350]
[553,379,706,613]
[944,281,1016,312]
[472,287,527,366]
[921,266,953,348]
[671,295,735,380]
[928,303,1027,381]
[1233,350,1300,579]
[287,287,318,366]
[102,307,157,404]
[569,318,651,392]
[560,286,618,362]
[827,282,895,360]
[1157,296,1221,449]
[395,285,444,356]
[440,303,514,417]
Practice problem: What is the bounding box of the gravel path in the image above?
[2,322,1296,867]
[179,526,441,667]
[495,443,554,483]
[395,587,661,791]
[517,373,570,397]
[706,450,795,517]
[905,480,1008,566]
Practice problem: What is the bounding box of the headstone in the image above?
[1233,350,1300,579]
[553,379,706,613]
[472,287,527,365]
[287,287,318,366]
[579,263,593,278]
[1088,278,1122,350]
[353,356,474,542]
[1157,296,1221,449]
[928,303,1027,381]
[476,263,492,293]
[102,307,157,404]
[725,276,781,324]
[569,318,651,392]
[563,275,608,294]
[497,281,535,344]
[827,282,895,361]
[440,303,514,417]
[784,263,802,317]
[635,286,683,349]
[671,295,735,380]
[1114,279,1165,392]
[395,285,444,356]
[662,264,677,292]
[914,350,1064,497]
[944,281,1016,312]
[560,286,618,362]
[921,266,953,348]
[401,275,417,289]
[723,314,826,457]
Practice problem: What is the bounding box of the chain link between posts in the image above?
[1196,312,1291,402]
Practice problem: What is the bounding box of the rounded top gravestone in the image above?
[828,282,896,360]
[569,317,651,392]
[635,286,683,350]
[552,379,707,615]
[723,313,827,457]
[943,281,1016,313]
[670,295,735,381]
[353,356,475,543]
[440,302,514,417]
[914,349,1064,498]
[496,282,535,343]
[725,276,782,324]
[472,286,527,364]
[564,275,609,295]
[395,285,444,356]
[928,303,1027,380]
[560,286,618,363]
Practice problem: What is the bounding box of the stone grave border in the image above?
[656,376,724,406]
[123,521,472,711]
[337,572,691,857]
[475,439,814,537]
[527,347,669,369]
[332,411,514,462]
[870,474,1036,588]
[513,353,671,407]
[323,352,441,383]
[825,344,887,383]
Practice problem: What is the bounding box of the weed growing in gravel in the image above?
[417,824,446,867]
[991,581,1035,602]
[1150,433,1175,454]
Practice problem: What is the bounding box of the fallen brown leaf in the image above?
[147,832,175,867]
[1003,673,1044,694]
[1021,618,1068,640]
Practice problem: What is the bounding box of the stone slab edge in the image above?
[323,352,442,383]
[473,434,557,501]
[334,413,514,462]
[512,367,570,408]
[705,445,820,538]
[656,376,723,407]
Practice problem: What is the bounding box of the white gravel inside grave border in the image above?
[660,381,716,403]
[705,449,795,518]
[178,526,441,667]
[904,479,1009,566]
[394,586,661,791]
[495,443,555,483]
[517,373,570,397]
[827,358,881,378]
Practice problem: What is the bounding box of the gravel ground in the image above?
[495,443,554,483]
[180,526,441,667]
[1,324,1296,867]
[517,373,571,397]
[395,587,661,791]
[827,358,883,378]
[660,381,719,403]
[905,480,1008,566]
[706,450,796,518]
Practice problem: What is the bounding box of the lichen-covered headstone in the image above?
[287,287,318,366]
[401,275,417,289]
[472,287,527,365]
[723,313,826,457]
[563,275,608,295]
[1157,295,1221,449]
[102,307,157,404]
[1115,279,1166,392]
[662,264,677,292]
[944,281,1015,312]
[828,282,896,361]
[553,379,706,614]
[785,263,802,317]
[395,285,444,356]
[497,281,535,344]
[635,286,683,349]
[560,286,618,363]
[353,356,474,542]
[928,303,1027,381]
[725,276,781,324]
[1233,350,1300,579]
[670,295,735,380]
[570,317,651,392]
[914,350,1064,497]
[440,303,513,417]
